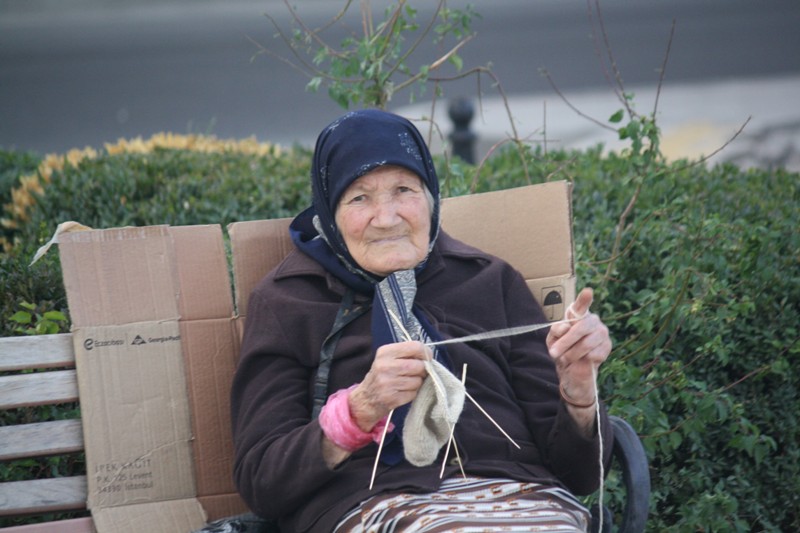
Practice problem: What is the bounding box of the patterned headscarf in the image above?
[290,109,441,291]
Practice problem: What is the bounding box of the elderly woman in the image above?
[231,109,613,533]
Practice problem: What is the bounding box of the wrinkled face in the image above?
[335,166,432,277]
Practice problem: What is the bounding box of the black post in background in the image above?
[448,97,476,164]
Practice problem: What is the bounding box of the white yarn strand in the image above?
[564,302,605,533]
[425,316,584,348]
[593,366,605,532]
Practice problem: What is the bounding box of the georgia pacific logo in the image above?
[131,335,147,346]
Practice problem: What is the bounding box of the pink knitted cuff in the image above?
[319,384,394,452]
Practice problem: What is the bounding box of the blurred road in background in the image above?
[1,0,799,170]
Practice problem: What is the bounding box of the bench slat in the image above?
[0,419,84,461]
[0,334,75,372]
[0,476,87,517]
[0,370,79,409]
[1,516,94,533]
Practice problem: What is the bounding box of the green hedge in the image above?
[1,142,797,531]
[570,155,799,531]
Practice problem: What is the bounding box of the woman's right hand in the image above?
[348,340,430,431]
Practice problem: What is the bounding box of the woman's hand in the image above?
[322,341,430,467]
[349,340,431,432]
[546,288,611,426]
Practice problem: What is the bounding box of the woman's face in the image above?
[335,165,432,277]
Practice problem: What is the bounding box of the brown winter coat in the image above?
[231,232,612,533]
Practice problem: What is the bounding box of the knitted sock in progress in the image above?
[403,359,465,466]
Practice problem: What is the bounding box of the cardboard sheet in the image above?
[61,225,243,530]
[73,321,195,509]
[440,180,574,282]
[59,226,180,327]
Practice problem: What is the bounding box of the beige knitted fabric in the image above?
[373,271,465,467]
[403,359,465,466]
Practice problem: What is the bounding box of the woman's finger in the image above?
[553,327,610,368]
[547,288,594,348]
[549,312,603,356]
[567,287,594,319]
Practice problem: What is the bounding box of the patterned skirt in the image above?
[333,476,590,532]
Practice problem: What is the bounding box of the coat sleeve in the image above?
[230,284,341,519]
[501,267,614,495]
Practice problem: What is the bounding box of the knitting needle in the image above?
[369,407,393,491]
[440,364,468,479]
[463,389,521,449]
[370,310,416,490]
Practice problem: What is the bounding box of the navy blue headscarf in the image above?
[289,109,447,464]
[289,109,441,292]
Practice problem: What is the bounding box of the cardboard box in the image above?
[438,180,575,321]
[59,181,575,532]
[60,225,245,532]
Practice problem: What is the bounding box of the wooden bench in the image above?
[0,333,94,532]
[1,331,650,533]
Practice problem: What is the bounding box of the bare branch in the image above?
[545,157,581,183]
[603,181,643,286]
[653,19,676,117]
[428,64,490,84]
[430,36,471,71]
[408,0,446,52]
[593,0,625,97]
[361,0,372,37]
[282,0,347,59]
[586,0,626,109]
[370,0,404,51]
[470,137,514,191]
[315,0,355,34]
[257,10,330,77]
[247,27,317,79]
[584,209,663,266]
[723,337,799,393]
[393,35,474,96]
[469,128,543,192]
[542,100,548,157]
[670,116,752,171]
[423,82,444,147]
[389,0,454,86]
[541,68,617,133]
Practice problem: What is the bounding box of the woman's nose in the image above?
[372,197,401,227]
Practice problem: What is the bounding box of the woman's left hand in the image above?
[546,288,611,408]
